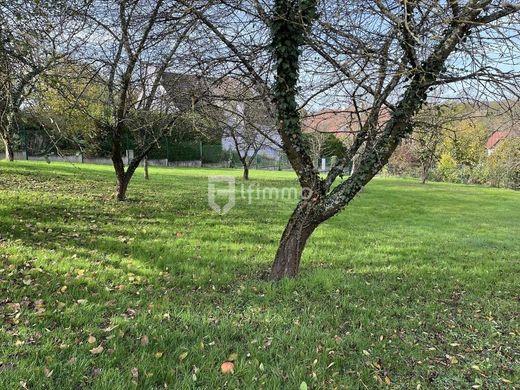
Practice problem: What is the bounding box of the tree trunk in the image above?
[243,165,249,180]
[115,175,130,201]
[112,127,129,201]
[270,201,319,280]
[144,155,149,180]
[3,136,14,161]
[420,165,428,184]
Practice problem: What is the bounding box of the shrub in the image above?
[435,153,459,182]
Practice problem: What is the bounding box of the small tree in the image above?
[224,97,278,180]
[79,0,208,200]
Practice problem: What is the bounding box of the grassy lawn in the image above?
[0,161,519,389]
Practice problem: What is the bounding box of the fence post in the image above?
[166,137,170,163]
[23,127,29,160]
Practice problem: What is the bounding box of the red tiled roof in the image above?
[302,110,357,137]
[302,108,390,139]
[485,131,510,150]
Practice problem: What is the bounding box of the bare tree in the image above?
[0,0,87,161]
[82,0,205,200]
[220,89,278,180]
[184,0,520,279]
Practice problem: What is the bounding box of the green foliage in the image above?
[323,134,347,158]
[484,137,520,189]
[0,161,518,388]
[435,153,459,182]
[443,120,487,169]
[33,63,109,156]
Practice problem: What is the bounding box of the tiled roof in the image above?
[485,131,510,150]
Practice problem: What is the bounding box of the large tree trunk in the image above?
[243,165,249,180]
[270,201,319,280]
[3,136,14,161]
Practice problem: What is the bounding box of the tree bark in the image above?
[115,175,130,201]
[3,136,14,161]
[112,134,128,200]
[243,165,249,180]
[420,165,428,184]
[270,201,319,280]
[144,155,149,180]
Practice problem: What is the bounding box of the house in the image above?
[302,107,391,138]
[140,69,280,159]
[302,109,359,138]
[485,130,516,155]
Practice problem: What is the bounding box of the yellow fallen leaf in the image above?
[88,335,96,344]
[155,352,163,358]
[179,351,189,361]
[90,345,104,354]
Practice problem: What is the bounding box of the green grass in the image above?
[0,161,519,389]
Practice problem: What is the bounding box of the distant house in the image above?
[302,107,390,138]
[485,130,518,155]
[302,109,358,138]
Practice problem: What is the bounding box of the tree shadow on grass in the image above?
[1,248,518,389]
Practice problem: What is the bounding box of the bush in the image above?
[434,154,459,182]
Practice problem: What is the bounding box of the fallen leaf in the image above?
[179,351,189,361]
[220,361,234,374]
[131,367,139,381]
[88,335,96,344]
[155,352,163,358]
[227,352,238,361]
[140,335,149,346]
[44,368,53,378]
[102,325,118,332]
[300,381,308,390]
[90,345,104,354]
